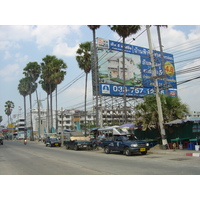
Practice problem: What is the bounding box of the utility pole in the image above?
[146,25,168,148]
[92,33,99,127]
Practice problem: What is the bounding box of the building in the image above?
[15,118,26,132]
[185,111,200,120]
[18,106,133,137]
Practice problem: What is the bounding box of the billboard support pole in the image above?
[122,37,127,123]
[156,26,168,94]
[146,25,168,148]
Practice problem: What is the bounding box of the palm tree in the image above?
[4,101,15,125]
[40,55,67,132]
[23,62,40,141]
[51,57,67,133]
[39,80,56,133]
[87,25,100,127]
[76,42,91,136]
[109,25,141,123]
[18,77,29,128]
[134,95,189,131]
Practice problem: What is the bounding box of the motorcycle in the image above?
[24,139,27,145]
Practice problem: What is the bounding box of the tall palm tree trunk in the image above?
[23,96,26,130]
[84,73,88,136]
[46,93,50,133]
[55,85,58,133]
[29,94,34,141]
[36,89,41,138]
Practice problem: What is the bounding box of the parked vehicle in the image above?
[63,132,92,151]
[65,139,91,151]
[99,134,150,156]
[45,137,61,147]
[0,137,3,145]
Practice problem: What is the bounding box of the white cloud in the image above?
[0,25,33,41]
[53,42,79,57]
[32,25,81,48]
[0,25,82,50]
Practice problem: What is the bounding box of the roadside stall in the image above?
[165,118,200,150]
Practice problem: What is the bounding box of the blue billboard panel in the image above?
[97,38,177,98]
[99,83,177,97]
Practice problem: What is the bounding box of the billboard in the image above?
[97,38,177,97]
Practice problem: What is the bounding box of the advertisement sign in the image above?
[97,38,177,97]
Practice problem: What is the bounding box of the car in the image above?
[64,140,92,151]
[45,137,61,147]
[0,137,3,145]
[99,135,150,156]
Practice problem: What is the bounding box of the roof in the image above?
[165,119,195,125]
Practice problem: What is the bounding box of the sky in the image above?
[1,24,200,125]
[1,0,200,127]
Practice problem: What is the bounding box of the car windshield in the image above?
[117,135,137,141]
[116,128,128,134]
[127,135,137,140]
[51,138,58,141]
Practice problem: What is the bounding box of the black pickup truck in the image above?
[99,135,150,156]
[64,140,91,150]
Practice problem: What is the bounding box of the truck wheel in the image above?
[141,151,147,155]
[66,144,69,149]
[124,148,131,156]
[74,145,78,151]
[104,146,110,154]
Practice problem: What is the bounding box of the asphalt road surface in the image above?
[1,140,200,175]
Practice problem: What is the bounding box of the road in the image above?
[1,140,200,175]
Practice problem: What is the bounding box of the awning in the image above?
[119,123,135,130]
[165,119,194,125]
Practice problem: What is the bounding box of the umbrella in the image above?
[119,123,135,130]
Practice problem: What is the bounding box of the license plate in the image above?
[140,148,146,152]
[55,143,58,146]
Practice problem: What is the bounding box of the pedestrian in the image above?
[98,132,105,141]
[173,142,176,151]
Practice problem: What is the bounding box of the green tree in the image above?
[134,95,189,131]
[18,77,30,127]
[109,25,141,123]
[4,100,15,125]
[39,80,56,133]
[87,25,100,126]
[23,62,41,141]
[76,42,91,136]
[40,55,67,132]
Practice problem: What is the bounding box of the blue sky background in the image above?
[1,25,200,125]
[1,0,200,126]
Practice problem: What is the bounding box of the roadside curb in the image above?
[186,153,200,157]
